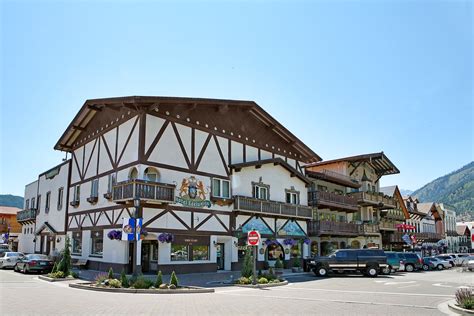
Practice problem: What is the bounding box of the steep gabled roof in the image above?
[380,185,410,219]
[54,96,322,163]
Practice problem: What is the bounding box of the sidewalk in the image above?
[73,268,308,288]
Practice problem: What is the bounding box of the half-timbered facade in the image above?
[16,96,322,273]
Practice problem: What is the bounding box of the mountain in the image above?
[0,195,24,209]
[412,161,474,214]
[399,189,414,196]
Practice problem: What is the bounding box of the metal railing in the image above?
[308,191,358,211]
[112,179,176,203]
[16,209,37,222]
[233,195,312,219]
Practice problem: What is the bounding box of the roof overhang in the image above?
[35,222,58,235]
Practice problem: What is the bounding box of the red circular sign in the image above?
[247,231,260,246]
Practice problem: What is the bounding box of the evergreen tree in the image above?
[170,271,179,287]
[120,269,129,288]
[57,236,72,275]
[241,247,253,278]
[155,270,163,287]
[108,267,114,279]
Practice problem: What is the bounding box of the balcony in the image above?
[379,220,398,231]
[112,179,176,204]
[307,169,361,188]
[308,220,360,237]
[233,195,312,219]
[359,223,380,235]
[381,209,406,221]
[308,191,359,212]
[16,209,36,223]
[348,191,397,209]
[389,231,444,243]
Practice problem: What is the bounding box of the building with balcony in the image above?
[305,152,400,251]
[439,204,459,252]
[20,96,321,273]
[0,206,22,251]
[456,222,473,253]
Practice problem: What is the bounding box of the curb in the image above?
[448,300,474,315]
[39,275,76,282]
[234,280,289,288]
[69,282,215,294]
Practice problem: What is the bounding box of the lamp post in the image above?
[132,198,142,277]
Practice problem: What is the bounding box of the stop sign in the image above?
[247,230,260,246]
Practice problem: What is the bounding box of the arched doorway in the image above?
[129,167,138,180]
[144,167,160,182]
[266,243,284,261]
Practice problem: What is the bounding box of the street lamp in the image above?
[132,198,142,277]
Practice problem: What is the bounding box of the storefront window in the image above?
[151,243,158,261]
[72,232,82,254]
[192,245,209,261]
[171,245,188,261]
[90,231,103,256]
[267,244,284,261]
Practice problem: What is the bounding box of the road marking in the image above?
[275,286,454,298]
[398,284,420,289]
[217,291,439,310]
[433,283,452,288]
[383,281,417,285]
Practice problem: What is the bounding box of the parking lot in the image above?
[1,267,473,316]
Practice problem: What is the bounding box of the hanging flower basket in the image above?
[107,230,122,240]
[158,233,174,243]
[264,239,278,247]
[303,237,311,245]
[283,238,297,247]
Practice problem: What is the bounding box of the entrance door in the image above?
[141,242,150,273]
[45,236,51,255]
[216,243,225,270]
[40,236,45,254]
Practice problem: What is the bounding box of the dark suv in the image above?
[307,249,387,278]
[397,252,422,272]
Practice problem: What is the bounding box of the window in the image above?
[72,185,80,206]
[212,178,230,198]
[57,188,63,211]
[192,245,209,261]
[91,179,99,198]
[45,191,51,213]
[72,232,82,254]
[286,192,298,204]
[253,185,268,200]
[36,195,41,214]
[107,174,116,193]
[90,231,103,256]
[170,245,188,261]
[151,243,158,261]
[31,197,35,209]
[144,167,159,182]
[25,199,30,210]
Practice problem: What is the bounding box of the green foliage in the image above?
[258,277,269,284]
[95,272,109,285]
[236,277,251,284]
[48,271,65,279]
[261,271,277,281]
[0,194,24,208]
[155,270,163,287]
[257,269,262,277]
[274,258,283,269]
[120,270,129,288]
[132,276,153,289]
[108,267,114,279]
[455,287,474,310]
[293,258,301,268]
[108,279,122,288]
[413,161,474,215]
[268,267,274,276]
[70,271,79,279]
[241,248,253,278]
[57,236,72,275]
[170,271,179,287]
[51,262,58,274]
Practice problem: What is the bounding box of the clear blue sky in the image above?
[1,0,472,196]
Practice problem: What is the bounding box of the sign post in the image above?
[247,230,260,285]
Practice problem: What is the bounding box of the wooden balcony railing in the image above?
[308,191,359,212]
[348,191,397,209]
[379,220,398,230]
[16,209,37,223]
[112,179,176,204]
[359,223,380,234]
[233,195,312,219]
[308,220,360,236]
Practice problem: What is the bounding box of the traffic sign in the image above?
[247,230,260,246]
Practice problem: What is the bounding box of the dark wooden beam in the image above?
[87,104,102,111]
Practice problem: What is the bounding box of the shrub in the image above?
[170,271,179,287]
[70,271,79,279]
[57,236,72,275]
[257,269,262,277]
[261,272,276,281]
[258,277,269,284]
[120,270,129,288]
[236,277,251,284]
[293,258,301,268]
[108,267,114,279]
[155,270,163,287]
[48,271,65,279]
[271,279,280,284]
[263,260,269,270]
[95,272,109,285]
[456,287,474,310]
[274,258,283,269]
[132,276,153,289]
[108,279,122,288]
[51,262,58,274]
[241,248,253,278]
[268,267,274,276]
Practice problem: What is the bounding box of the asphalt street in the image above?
[1,268,473,315]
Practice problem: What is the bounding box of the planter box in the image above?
[39,275,76,282]
[234,280,288,289]
[69,282,214,294]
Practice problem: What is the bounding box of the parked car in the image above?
[383,252,402,274]
[448,253,470,266]
[0,252,24,269]
[423,257,451,270]
[397,252,423,272]
[0,244,10,256]
[466,256,474,271]
[14,254,54,274]
[436,255,455,267]
[307,249,387,278]
[421,257,436,271]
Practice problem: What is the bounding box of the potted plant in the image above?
[292,257,302,272]
[274,258,284,275]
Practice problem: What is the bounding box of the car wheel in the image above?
[14,264,18,272]
[422,264,430,271]
[314,265,328,277]
[405,264,414,272]
[437,264,444,270]
[366,265,379,278]
[23,264,28,274]
[382,265,391,275]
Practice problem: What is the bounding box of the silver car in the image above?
[0,252,25,269]
[427,257,451,270]
[467,256,474,271]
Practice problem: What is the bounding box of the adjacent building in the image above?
[0,206,22,250]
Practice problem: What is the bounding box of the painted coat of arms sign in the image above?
[175,176,211,208]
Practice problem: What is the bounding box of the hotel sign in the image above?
[175,176,211,208]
